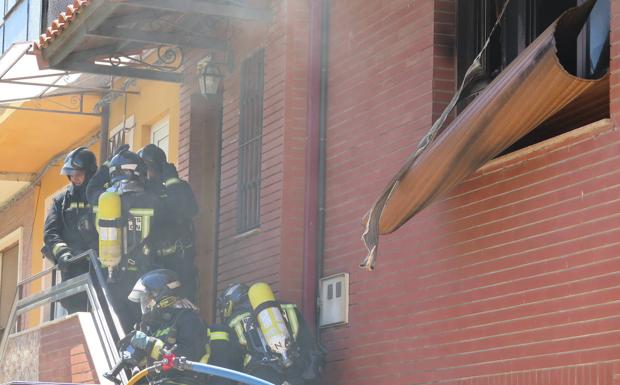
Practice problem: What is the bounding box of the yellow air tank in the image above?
[248,282,293,366]
[98,191,122,279]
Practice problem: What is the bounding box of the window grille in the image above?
[236,49,264,233]
[108,129,127,159]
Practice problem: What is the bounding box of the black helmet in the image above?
[138,144,167,175]
[61,147,97,177]
[108,148,147,185]
[128,269,182,315]
[217,283,249,322]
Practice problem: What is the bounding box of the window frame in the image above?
[0,228,22,334]
[108,115,135,158]
[1,0,30,53]
[457,0,607,86]
[456,0,610,154]
[150,115,170,158]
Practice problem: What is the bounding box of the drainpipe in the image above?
[302,0,329,334]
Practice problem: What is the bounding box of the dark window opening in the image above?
[236,49,264,234]
[456,0,610,155]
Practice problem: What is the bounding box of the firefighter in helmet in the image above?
[125,269,242,385]
[43,147,98,313]
[217,283,325,385]
[86,145,168,330]
[138,144,199,302]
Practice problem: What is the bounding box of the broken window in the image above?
[457,0,610,153]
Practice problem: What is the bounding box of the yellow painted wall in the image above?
[109,80,181,163]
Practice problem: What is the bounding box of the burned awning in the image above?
[34,0,272,82]
[360,0,609,270]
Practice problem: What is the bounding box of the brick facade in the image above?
[38,316,98,383]
[0,315,98,383]
[213,0,310,304]
[321,1,620,385]
[176,0,619,384]
[611,0,620,127]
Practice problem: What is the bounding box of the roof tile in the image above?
[35,0,90,51]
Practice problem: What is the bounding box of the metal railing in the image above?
[0,250,126,383]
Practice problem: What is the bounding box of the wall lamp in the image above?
[197,56,223,96]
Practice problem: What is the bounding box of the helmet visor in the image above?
[140,294,157,314]
[61,165,83,176]
[128,281,157,314]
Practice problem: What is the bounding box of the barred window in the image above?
[107,116,135,159]
[237,49,264,233]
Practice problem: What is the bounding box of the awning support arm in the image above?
[0,105,100,116]
[56,62,183,83]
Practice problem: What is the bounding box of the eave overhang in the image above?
[360,0,609,270]
[34,0,272,82]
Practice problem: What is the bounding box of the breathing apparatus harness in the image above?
[223,283,302,374]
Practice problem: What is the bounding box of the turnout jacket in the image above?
[145,168,200,301]
[146,165,198,251]
[139,308,207,385]
[43,184,98,271]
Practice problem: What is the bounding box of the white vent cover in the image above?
[319,273,349,327]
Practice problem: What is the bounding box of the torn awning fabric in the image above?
[360,0,607,271]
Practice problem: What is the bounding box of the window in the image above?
[236,49,264,233]
[108,115,135,159]
[150,116,170,158]
[0,0,43,54]
[457,0,610,153]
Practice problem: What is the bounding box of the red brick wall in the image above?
[323,1,436,383]
[612,0,620,127]
[177,1,620,383]
[613,4,620,381]
[214,0,309,304]
[178,50,203,180]
[39,316,98,383]
[322,1,620,385]
[433,0,455,121]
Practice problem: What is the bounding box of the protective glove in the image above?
[162,162,179,180]
[56,251,74,272]
[130,330,151,351]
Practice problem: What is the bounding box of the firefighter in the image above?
[43,147,98,314]
[86,146,167,330]
[138,144,199,302]
[217,283,325,385]
[126,269,242,385]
